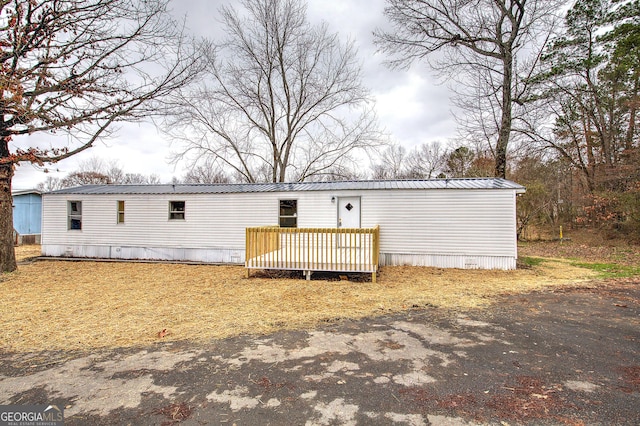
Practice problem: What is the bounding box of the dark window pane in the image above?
[279,200,297,216]
[169,201,186,220]
[68,201,82,230]
[279,200,297,227]
[171,201,185,212]
[279,217,297,228]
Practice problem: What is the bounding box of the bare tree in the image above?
[121,173,161,185]
[371,144,408,179]
[305,164,365,182]
[36,156,163,189]
[60,171,112,187]
[375,0,561,179]
[404,141,448,178]
[0,0,203,272]
[164,0,381,184]
[182,158,230,184]
[36,176,65,192]
[74,157,161,185]
[371,141,449,180]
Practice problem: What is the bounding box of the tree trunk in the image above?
[625,74,639,150]
[495,50,513,179]
[583,113,596,190]
[0,159,17,273]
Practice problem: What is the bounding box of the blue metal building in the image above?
[12,189,42,244]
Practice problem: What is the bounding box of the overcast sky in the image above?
[12,0,456,190]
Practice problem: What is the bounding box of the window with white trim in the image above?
[169,201,185,220]
[117,200,125,224]
[279,199,297,227]
[68,201,82,230]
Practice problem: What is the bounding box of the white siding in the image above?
[361,189,517,257]
[41,191,337,261]
[41,188,519,269]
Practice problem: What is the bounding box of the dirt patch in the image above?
[153,402,193,425]
[618,366,640,393]
[400,376,575,424]
[486,376,572,424]
[0,246,604,352]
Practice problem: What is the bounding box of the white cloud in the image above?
[12,0,457,189]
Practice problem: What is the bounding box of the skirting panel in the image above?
[41,245,517,270]
[41,244,245,264]
[379,252,516,270]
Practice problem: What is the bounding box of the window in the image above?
[279,199,297,227]
[68,201,82,230]
[117,200,125,224]
[169,201,185,220]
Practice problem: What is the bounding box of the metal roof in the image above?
[46,178,525,195]
[12,189,42,196]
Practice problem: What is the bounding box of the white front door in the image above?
[338,197,361,228]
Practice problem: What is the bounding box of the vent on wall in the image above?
[464,258,479,269]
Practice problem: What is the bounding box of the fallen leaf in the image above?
[531,393,548,399]
[157,328,168,338]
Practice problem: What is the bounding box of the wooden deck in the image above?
[246,226,380,281]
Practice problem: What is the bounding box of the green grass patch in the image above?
[518,256,546,268]
[569,261,640,279]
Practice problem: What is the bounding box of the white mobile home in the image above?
[41,178,525,270]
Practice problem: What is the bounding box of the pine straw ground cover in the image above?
[0,245,605,353]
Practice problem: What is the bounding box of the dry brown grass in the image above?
[14,244,41,262]
[1,245,599,353]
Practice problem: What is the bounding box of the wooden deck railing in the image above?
[246,226,380,282]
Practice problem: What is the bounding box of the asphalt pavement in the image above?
[0,280,638,425]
